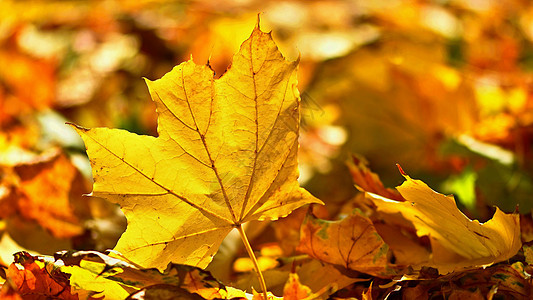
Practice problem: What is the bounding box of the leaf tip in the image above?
[255,13,273,35]
[396,163,407,177]
[256,13,262,30]
[65,122,88,132]
[514,204,520,214]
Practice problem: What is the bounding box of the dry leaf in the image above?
[295,259,364,298]
[366,170,521,274]
[448,289,485,300]
[283,273,312,300]
[401,262,532,299]
[297,211,395,278]
[0,148,89,239]
[348,155,404,202]
[4,252,78,300]
[71,23,322,270]
[0,279,24,300]
[273,205,328,256]
[60,250,244,299]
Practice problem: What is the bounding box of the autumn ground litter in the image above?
[2,2,533,299]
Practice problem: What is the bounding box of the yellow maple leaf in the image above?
[366,168,521,274]
[70,24,322,272]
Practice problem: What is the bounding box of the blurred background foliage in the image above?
[1,0,533,286]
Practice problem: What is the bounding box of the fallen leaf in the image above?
[520,214,533,243]
[366,169,521,274]
[0,279,24,300]
[400,284,429,300]
[273,205,328,256]
[5,251,78,300]
[61,253,134,299]
[283,273,312,300]
[234,268,289,297]
[8,151,89,238]
[371,221,431,267]
[448,288,484,300]
[295,259,365,298]
[403,262,532,299]
[59,249,248,299]
[348,155,404,202]
[297,211,396,278]
[488,262,531,299]
[70,23,322,270]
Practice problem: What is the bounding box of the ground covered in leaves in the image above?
[2,1,533,299]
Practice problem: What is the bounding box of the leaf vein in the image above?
[153,89,197,132]
[242,138,298,221]
[125,226,232,252]
[239,36,260,221]
[179,68,238,223]
[84,132,232,224]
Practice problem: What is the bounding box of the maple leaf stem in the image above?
[237,224,269,300]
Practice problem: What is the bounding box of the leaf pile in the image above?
[23,24,528,299]
[2,1,533,299]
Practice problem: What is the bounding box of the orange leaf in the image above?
[1,150,89,238]
[6,252,78,300]
[283,273,312,300]
[348,155,404,202]
[297,211,396,278]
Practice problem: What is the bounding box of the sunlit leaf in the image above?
[367,170,521,274]
[59,250,247,300]
[4,252,78,300]
[297,211,395,278]
[70,23,322,271]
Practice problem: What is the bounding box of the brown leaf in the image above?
[273,205,328,255]
[448,288,485,300]
[296,259,365,298]
[520,214,533,243]
[297,211,397,278]
[403,262,532,299]
[401,284,429,300]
